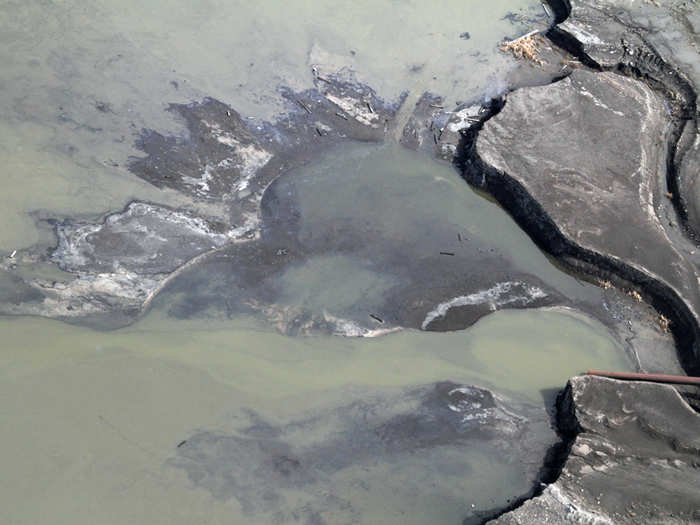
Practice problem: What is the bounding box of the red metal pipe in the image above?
[587,370,700,386]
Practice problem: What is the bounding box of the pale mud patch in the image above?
[0,202,256,322]
[202,119,273,196]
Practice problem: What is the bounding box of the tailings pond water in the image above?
[0,1,637,524]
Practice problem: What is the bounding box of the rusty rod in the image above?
[587,370,700,386]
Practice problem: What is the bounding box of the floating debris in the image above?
[440,251,455,256]
[369,313,384,324]
[297,99,312,114]
[597,279,614,290]
[627,290,643,302]
[541,2,551,18]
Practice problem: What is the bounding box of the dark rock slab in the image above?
[678,136,700,242]
[557,0,700,89]
[551,0,700,238]
[490,375,700,524]
[467,68,700,370]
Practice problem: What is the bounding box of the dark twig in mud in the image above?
[296,99,312,114]
[366,102,374,113]
[315,127,325,137]
[541,2,551,18]
[440,251,455,256]
[335,111,349,120]
[501,31,545,66]
[369,313,384,324]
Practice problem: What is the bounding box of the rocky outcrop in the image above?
[490,375,700,524]
[464,1,700,522]
[462,67,700,373]
[549,0,700,240]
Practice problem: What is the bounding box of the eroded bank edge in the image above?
[450,0,700,521]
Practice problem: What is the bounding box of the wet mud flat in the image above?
[0,0,698,523]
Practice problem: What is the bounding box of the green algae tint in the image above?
[0,308,631,525]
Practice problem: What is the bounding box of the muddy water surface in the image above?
[0,308,630,525]
[0,1,636,524]
[0,0,548,249]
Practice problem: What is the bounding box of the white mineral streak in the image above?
[35,201,262,319]
[182,164,214,195]
[560,21,605,46]
[231,144,273,193]
[323,93,380,127]
[446,106,482,133]
[577,83,625,117]
[25,271,163,317]
[324,312,402,338]
[202,120,273,196]
[546,484,614,525]
[421,281,547,329]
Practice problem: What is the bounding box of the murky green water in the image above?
[0,0,548,250]
[0,1,635,524]
[0,308,629,525]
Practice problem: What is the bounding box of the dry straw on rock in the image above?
[500,30,545,66]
